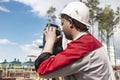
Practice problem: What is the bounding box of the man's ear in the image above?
[68,19,74,28]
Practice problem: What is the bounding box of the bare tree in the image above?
[83,0,101,35]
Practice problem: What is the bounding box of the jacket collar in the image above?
[73,32,89,40]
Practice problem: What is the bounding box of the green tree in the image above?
[97,5,119,60]
[47,6,56,24]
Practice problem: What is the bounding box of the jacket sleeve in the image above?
[36,35,102,76]
[39,50,92,78]
[34,52,53,71]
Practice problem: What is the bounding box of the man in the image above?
[35,1,115,80]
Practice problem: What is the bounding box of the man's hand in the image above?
[44,27,57,44]
[42,27,62,54]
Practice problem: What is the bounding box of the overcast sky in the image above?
[0,0,120,62]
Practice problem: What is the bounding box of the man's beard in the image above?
[64,33,72,40]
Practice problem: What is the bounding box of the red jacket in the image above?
[36,33,102,75]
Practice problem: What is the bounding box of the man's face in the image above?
[61,18,73,40]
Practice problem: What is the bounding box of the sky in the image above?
[0,0,120,62]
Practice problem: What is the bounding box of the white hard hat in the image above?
[61,1,91,27]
